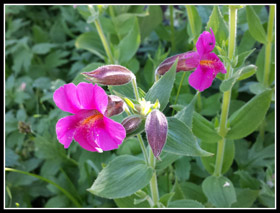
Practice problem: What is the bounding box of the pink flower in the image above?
[188,28,227,92]
[53,82,126,152]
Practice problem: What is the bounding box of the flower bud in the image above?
[105,95,124,117]
[155,51,200,75]
[82,65,135,86]
[121,115,144,136]
[145,109,168,158]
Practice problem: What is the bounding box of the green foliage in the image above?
[5,4,275,208]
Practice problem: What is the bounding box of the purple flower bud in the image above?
[155,51,200,75]
[105,95,124,117]
[121,115,144,135]
[145,109,168,158]
[82,65,135,86]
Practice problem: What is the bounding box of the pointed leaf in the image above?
[246,6,267,44]
[227,89,272,140]
[88,155,153,199]
[164,117,213,157]
[145,58,178,111]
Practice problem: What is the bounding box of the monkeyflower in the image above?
[53,82,126,152]
[156,28,226,92]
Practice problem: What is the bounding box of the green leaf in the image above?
[186,6,202,40]
[192,112,222,143]
[234,170,261,190]
[206,6,228,46]
[138,6,163,41]
[179,182,207,204]
[200,139,235,175]
[12,45,33,75]
[237,64,257,81]
[231,188,259,208]
[75,31,105,60]
[88,155,153,199]
[246,6,267,44]
[118,17,140,63]
[145,58,177,111]
[227,89,272,140]
[32,43,57,54]
[174,93,197,128]
[114,193,150,208]
[202,175,236,208]
[168,199,204,208]
[234,48,255,68]
[220,65,257,92]
[164,117,213,157]
[174,157,191,182]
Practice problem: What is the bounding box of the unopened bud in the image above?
[82,65,135,86]
[121,115,144,136]
[105,95,124,117]
[145,109,168,158]
[155,51,200,75]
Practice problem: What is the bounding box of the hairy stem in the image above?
[214,6,238,177]
[149,148,159,207]
[263,5,275,87]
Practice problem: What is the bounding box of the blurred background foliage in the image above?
[5,5,274,208]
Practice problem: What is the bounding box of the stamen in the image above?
[200,60,214,68]
[80,110,103,126]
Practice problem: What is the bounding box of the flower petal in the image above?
[53,83,81,114]
[201,52,227,74]
[188,65,216,92]
[73,109,104,152]
[77,83,108,114]
[56,115,78,148]
[95,117,126,151]
[196,28,216,56]
[74,124,102,152]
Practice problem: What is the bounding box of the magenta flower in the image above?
[188,28,227,92]
[53,82,126,152]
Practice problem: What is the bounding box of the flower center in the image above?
[80,110,103,126]
[200,60,214,68]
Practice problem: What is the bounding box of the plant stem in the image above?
[136,134,149,165]
[263,5,275,87]
[131,76,140,101]
[214,6,238,177]
[94,19,114,64]
[149,148,159,207]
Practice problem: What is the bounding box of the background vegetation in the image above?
[5,5,275,208]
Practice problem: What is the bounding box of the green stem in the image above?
[5,168,82,207]
[136,134,149,165]
[169,6,175,53]
[214,6,238,177]
[263,5,275,87]
[131,76,140,101]
[94,19,114,64]
[149,148,159,207]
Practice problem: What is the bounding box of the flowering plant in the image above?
[5,5,275,209]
